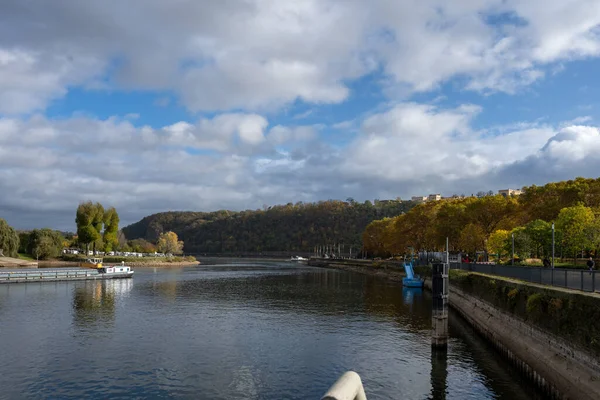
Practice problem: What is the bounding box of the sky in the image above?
[2,0,600,231]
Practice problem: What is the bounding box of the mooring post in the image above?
[431,262,449,347]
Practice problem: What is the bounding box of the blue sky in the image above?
[1,0,600,230]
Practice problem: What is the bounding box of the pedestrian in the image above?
[543,258,551,268]
[587,257,595,272]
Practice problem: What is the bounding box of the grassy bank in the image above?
[450,270,600,358]
[18,253,36,261]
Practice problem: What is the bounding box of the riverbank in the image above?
[309,259,406,282]
[0,256,38,268]
[38,259,200,268]
[311,258,600,400]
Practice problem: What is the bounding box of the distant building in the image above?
[428,194,442,201]
[411,196,428,202]
[498,189,522,197]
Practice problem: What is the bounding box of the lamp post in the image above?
[552,222,555,269]
[511,233,515,266]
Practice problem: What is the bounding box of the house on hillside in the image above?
[411,196,428,202]
[498,189,522,197]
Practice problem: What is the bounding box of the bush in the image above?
[0,218,19,258]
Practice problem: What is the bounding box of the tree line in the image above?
[362,177,600,262]
[122,199,416,254]
[0,202,184,261]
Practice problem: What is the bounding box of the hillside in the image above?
[122,200,416,254]
[362,176,600,260]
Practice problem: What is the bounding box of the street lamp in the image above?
[511,233,515,266]
[552,222,555,269]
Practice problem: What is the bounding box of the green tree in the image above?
[0,218,19,257]
[18,232,31,254]
[28,229,64,260]
[92,202,105,254]
[524,219,552,258]
[510,226,533,260]
[157,231,184,255]
[103,207,120,252]
[76,202,100,254]
[556,204,595,258]
[584,217,600,256]
[488,229,511,259]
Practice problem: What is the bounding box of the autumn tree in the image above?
[157,231,184,255]
[363,218,393,257]
[129,238,157,253]
[458,223,486,256]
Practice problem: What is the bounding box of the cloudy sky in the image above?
[2,0,600,230]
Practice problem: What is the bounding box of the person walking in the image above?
[587,257,595,272]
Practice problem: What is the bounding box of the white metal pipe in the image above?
[321,371,367,400]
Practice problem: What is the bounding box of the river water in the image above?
[0,260,542,399]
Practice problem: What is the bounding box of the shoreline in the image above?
[37,260,201,268]
[314,260,407,282]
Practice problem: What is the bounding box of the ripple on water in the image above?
[0,263,541,399]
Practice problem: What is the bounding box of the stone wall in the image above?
[432,271,600,400]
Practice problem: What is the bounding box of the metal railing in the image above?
[321,371,367,400]
[0,269,99,282]
[450,262,597,293]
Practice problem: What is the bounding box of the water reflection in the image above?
[430,347,448,400]
[0,264,543,399]
[72,279,132,328]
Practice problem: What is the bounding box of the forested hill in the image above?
[122,200,416,254]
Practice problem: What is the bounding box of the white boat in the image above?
[290,256,308,262]
[99,261,134,277]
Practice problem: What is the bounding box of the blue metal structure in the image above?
[402,248,424,288]
[402,261,424,288]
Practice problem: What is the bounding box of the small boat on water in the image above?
[81,258,134,277]
[290,256,308,262]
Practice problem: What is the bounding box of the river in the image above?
[0,260,542,399]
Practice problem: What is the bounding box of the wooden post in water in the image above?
[431,261,449,347]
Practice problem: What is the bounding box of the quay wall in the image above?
[309,259,600,400]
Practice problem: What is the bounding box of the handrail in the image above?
[321,371,367,400]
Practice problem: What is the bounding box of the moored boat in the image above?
[81,258,134,277]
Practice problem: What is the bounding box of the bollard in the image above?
[321,371,367,400]
[431,262,449,347]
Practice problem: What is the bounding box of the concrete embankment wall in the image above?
[428,272,600,400]
[310,259,600,400]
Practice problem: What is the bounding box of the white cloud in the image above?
[0,48,105,114]
[2,0,600,114]
[5,106,600,230]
